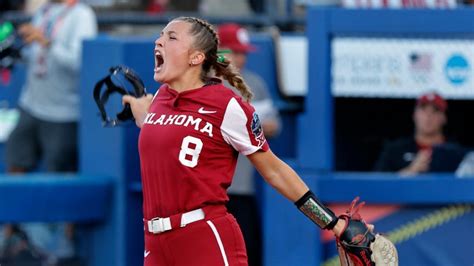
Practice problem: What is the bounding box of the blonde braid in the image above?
[213,56,253,101]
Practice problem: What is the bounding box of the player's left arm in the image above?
[248,149,398,266]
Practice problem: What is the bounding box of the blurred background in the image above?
[1,0,474,265]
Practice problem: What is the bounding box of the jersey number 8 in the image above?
[179,136,203,168]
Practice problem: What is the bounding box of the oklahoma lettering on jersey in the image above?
[138,82,269,219]
[143,113,214,137]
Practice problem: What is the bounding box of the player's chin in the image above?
[153,72,164,83]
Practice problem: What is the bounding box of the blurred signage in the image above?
[278,36,308,97]
[332,37,474,99]
[342,0,456,8]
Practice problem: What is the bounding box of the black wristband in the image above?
[295,190,338,230]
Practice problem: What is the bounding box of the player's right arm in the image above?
[122,94,153,128]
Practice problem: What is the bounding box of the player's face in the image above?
[413,104,446,136]
[154,20,195,84]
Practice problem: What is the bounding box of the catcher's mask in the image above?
[0,21,23,70]
[93,65,146,127]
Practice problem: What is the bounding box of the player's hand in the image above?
[332,218,346,236]
[18,24,50,47]
[122,94,153,128]
[334,197,398,266]
[332,219,374,237]
[399,149,432,176]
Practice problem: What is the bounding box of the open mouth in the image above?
[155,50,164,72]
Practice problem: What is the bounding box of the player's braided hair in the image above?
[174,17,253,101]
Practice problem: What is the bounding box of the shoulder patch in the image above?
[251,112,265,146]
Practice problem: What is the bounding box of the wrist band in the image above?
[295,190,338,230]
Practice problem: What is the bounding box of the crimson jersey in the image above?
[138,81,269,219]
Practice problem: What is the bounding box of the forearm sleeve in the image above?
[295,190,338,230]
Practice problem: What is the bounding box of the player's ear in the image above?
[189,51,205,66]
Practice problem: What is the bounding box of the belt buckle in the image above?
[149,217,164,234]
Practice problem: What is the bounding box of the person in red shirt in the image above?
[122,17,351,265]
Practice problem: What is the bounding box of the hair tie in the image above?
[217,54,225,63]
[217,49,231,63]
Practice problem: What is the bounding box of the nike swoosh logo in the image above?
[144,250,151,258]
[198,107,217,114]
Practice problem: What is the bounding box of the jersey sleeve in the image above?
[220,97,269,155]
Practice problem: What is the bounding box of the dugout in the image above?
[334,97,474,171]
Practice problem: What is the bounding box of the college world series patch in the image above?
[251,112,265,146]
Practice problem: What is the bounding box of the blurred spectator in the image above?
[6,0,97,173]
[374,91,466,175]
[2,0,97,264]
[218,23,280,266]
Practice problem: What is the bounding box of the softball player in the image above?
[123,17,350,266]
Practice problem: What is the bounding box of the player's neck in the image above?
[168,72,205,93]
[415,132,445,147]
